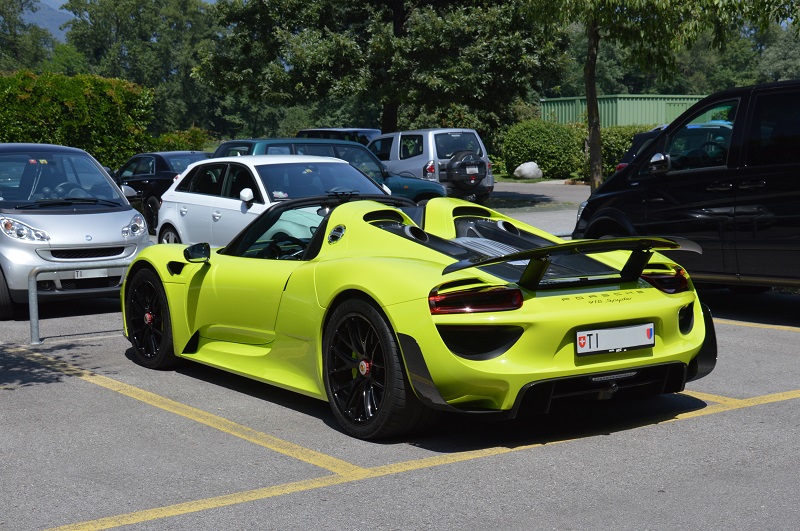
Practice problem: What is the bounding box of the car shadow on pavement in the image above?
[698,288,800,328]
[406,392,708,451]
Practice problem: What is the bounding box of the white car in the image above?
[156,155,387,246]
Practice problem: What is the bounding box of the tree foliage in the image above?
[197,0,568,144]
[0,70,153,167]
[0,0,55,71]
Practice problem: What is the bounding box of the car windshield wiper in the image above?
[16,198,121,209]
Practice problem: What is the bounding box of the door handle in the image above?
[212,211,222,221]
[179,206,188,215]
[738,180,766,190]
[706,182,733,191]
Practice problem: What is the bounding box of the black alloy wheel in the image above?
[323,298,425,439]
[125,268,177,369]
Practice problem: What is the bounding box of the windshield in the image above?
[0,150,126,210]
[255,161,385,201]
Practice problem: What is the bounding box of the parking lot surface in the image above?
[2,183,798,530]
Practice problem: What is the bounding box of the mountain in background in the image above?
[22,0,73,42]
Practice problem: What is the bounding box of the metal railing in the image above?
[27,259,133,345]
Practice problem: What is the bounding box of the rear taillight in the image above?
[642,267,690,294]
[423,160,436,179]
[615,162,628,172]
[429,287,523,314]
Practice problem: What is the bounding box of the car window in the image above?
[296,144,335,157]
[333,145,383,180]
[368,137,393,161]
[745,91,800,166]
[265,145,292,155]
[227,204,327,260]
[165,153,208,173]
[118,158,141,179]
[0,151,123,204]
[223,164,263,203]
[176,163,225,196]
[255,161,383,201]
[217,144,252,157]
[665,100,737,171]
[434,132,483,158]
[399,134,423,159]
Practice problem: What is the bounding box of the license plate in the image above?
[576,323,655,356]
[465,165,478,174]
[75,268,107,279]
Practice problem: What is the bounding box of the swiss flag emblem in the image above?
[578,336,586,348]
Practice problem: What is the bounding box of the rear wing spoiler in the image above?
[442,236,701,291]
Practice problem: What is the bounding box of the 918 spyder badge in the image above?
[576,322,655,356]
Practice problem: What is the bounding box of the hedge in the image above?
[600,124,658,178]
[0,71,154,168]
[502,119,585,181]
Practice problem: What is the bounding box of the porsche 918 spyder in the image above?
[122,194,717,439]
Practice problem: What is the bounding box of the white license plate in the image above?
[465,165,479,174]
[75,268,107,279]
[576,323,655,356]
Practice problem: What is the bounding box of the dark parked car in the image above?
[574,80,800,291]
[115,151,211,233]
[211,138,446,203]
[614,126,665,173]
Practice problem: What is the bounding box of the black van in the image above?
[573,80,800,289]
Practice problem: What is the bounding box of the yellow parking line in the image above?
[19,350,800,531]
[714,317,800,332]
[25,352,367,477]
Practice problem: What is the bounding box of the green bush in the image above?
[153,127,215,152]
[502,119,585,180]
[0,71,153,168]
[600,124,657,178]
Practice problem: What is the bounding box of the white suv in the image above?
[367,128,493,202]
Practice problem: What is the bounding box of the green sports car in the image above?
[122,195,717,439]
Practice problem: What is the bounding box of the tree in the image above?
[0,0,55,71]
[62,0,218,133]
[532,0,741,191]
[197,0,567,142]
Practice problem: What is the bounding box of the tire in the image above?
[159,225,182,244]
[0,269,16,321]
[322,298,428,439]
[125,268,177,369]
[144,196,160,235]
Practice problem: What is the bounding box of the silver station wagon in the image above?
[0,143,151,320]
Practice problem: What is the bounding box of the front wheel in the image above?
[322,298,427,439]
[0,269,17,321]
[125,268,177,369]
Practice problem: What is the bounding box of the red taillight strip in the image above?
[429,287,523,314]
[641,266,690,294]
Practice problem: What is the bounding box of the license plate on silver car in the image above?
[75,268,107,279]
[576,323,655,356]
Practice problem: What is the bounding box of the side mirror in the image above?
[121,184,138,198]
[649,153,671,175]
[239,187,255,207]
[184,242,210,263]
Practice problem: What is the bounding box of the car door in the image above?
[734,87,800,280]
[638,98,742,275]
[172,162,225,244]
[211,163,268,247]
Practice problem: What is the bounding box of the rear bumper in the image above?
[398,305,717,419]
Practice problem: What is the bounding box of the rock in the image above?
[514,161,543,180]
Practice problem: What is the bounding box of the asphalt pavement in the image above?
[487,179,590,237]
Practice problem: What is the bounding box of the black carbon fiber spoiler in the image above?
[442,237,701,291]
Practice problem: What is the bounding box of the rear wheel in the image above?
[159,225,182,244]
[323,298,427,439]
[125,268,177,369]
[144,196,160,235]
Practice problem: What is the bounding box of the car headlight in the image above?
[122,213,146,238]
[576,200,587,220]
[0,216,50,241]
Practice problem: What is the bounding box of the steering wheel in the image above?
[274,235,308,260]
[700,141,728,165]
[53,182,83,198]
